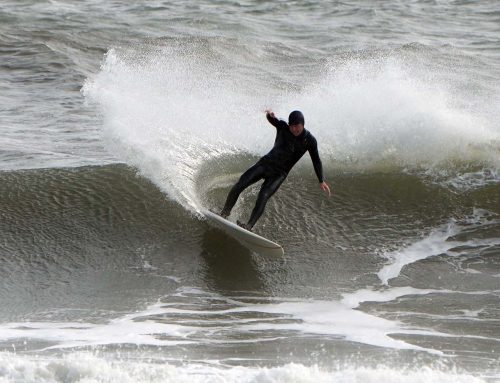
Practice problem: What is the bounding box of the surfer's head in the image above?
[288,110,304,136]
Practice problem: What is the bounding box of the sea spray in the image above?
[83,43,500,213]
[292,55,499,172]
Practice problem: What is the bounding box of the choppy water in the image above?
[0,1,499,382]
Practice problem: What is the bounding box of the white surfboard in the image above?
[202,209,284,257]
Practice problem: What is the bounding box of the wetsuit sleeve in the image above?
[266,113,284,129]
[308,136,324,183]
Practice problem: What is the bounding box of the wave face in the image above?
[0,166,498,380]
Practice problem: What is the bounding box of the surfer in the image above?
[220,110,331,231]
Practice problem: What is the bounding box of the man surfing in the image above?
[220,109,331,231]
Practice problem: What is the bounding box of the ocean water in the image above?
[0,0,499,381]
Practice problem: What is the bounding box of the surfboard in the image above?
[202,209,284,257]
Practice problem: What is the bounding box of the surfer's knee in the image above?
[232,179,247,194]
[259,179,283,202]
[257,188,272,204]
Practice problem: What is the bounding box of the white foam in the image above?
[377,222,460,285]
[377,209,500,285]
[340,286,439,308]
[0,301,197,349]
[235,299,438,353]
[445,168,499,190]
[0,352,490,383]
[0,286,457,355]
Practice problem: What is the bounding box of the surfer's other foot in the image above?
[220,210,229,219]
[237,220,252,231]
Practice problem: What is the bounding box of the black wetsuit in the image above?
[221,113,324,229]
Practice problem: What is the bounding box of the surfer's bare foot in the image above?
[237,220,252,231]
[220,209,229,219]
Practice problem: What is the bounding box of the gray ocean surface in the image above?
[0,1,499,382]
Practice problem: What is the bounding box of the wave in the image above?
[1,165,497,274]
[82,41,500,213]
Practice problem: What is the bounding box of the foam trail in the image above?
[377,222,460,285]
[378,209,500,285]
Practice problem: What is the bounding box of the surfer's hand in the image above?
[320,181,331,197]
[265,109,275,118]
